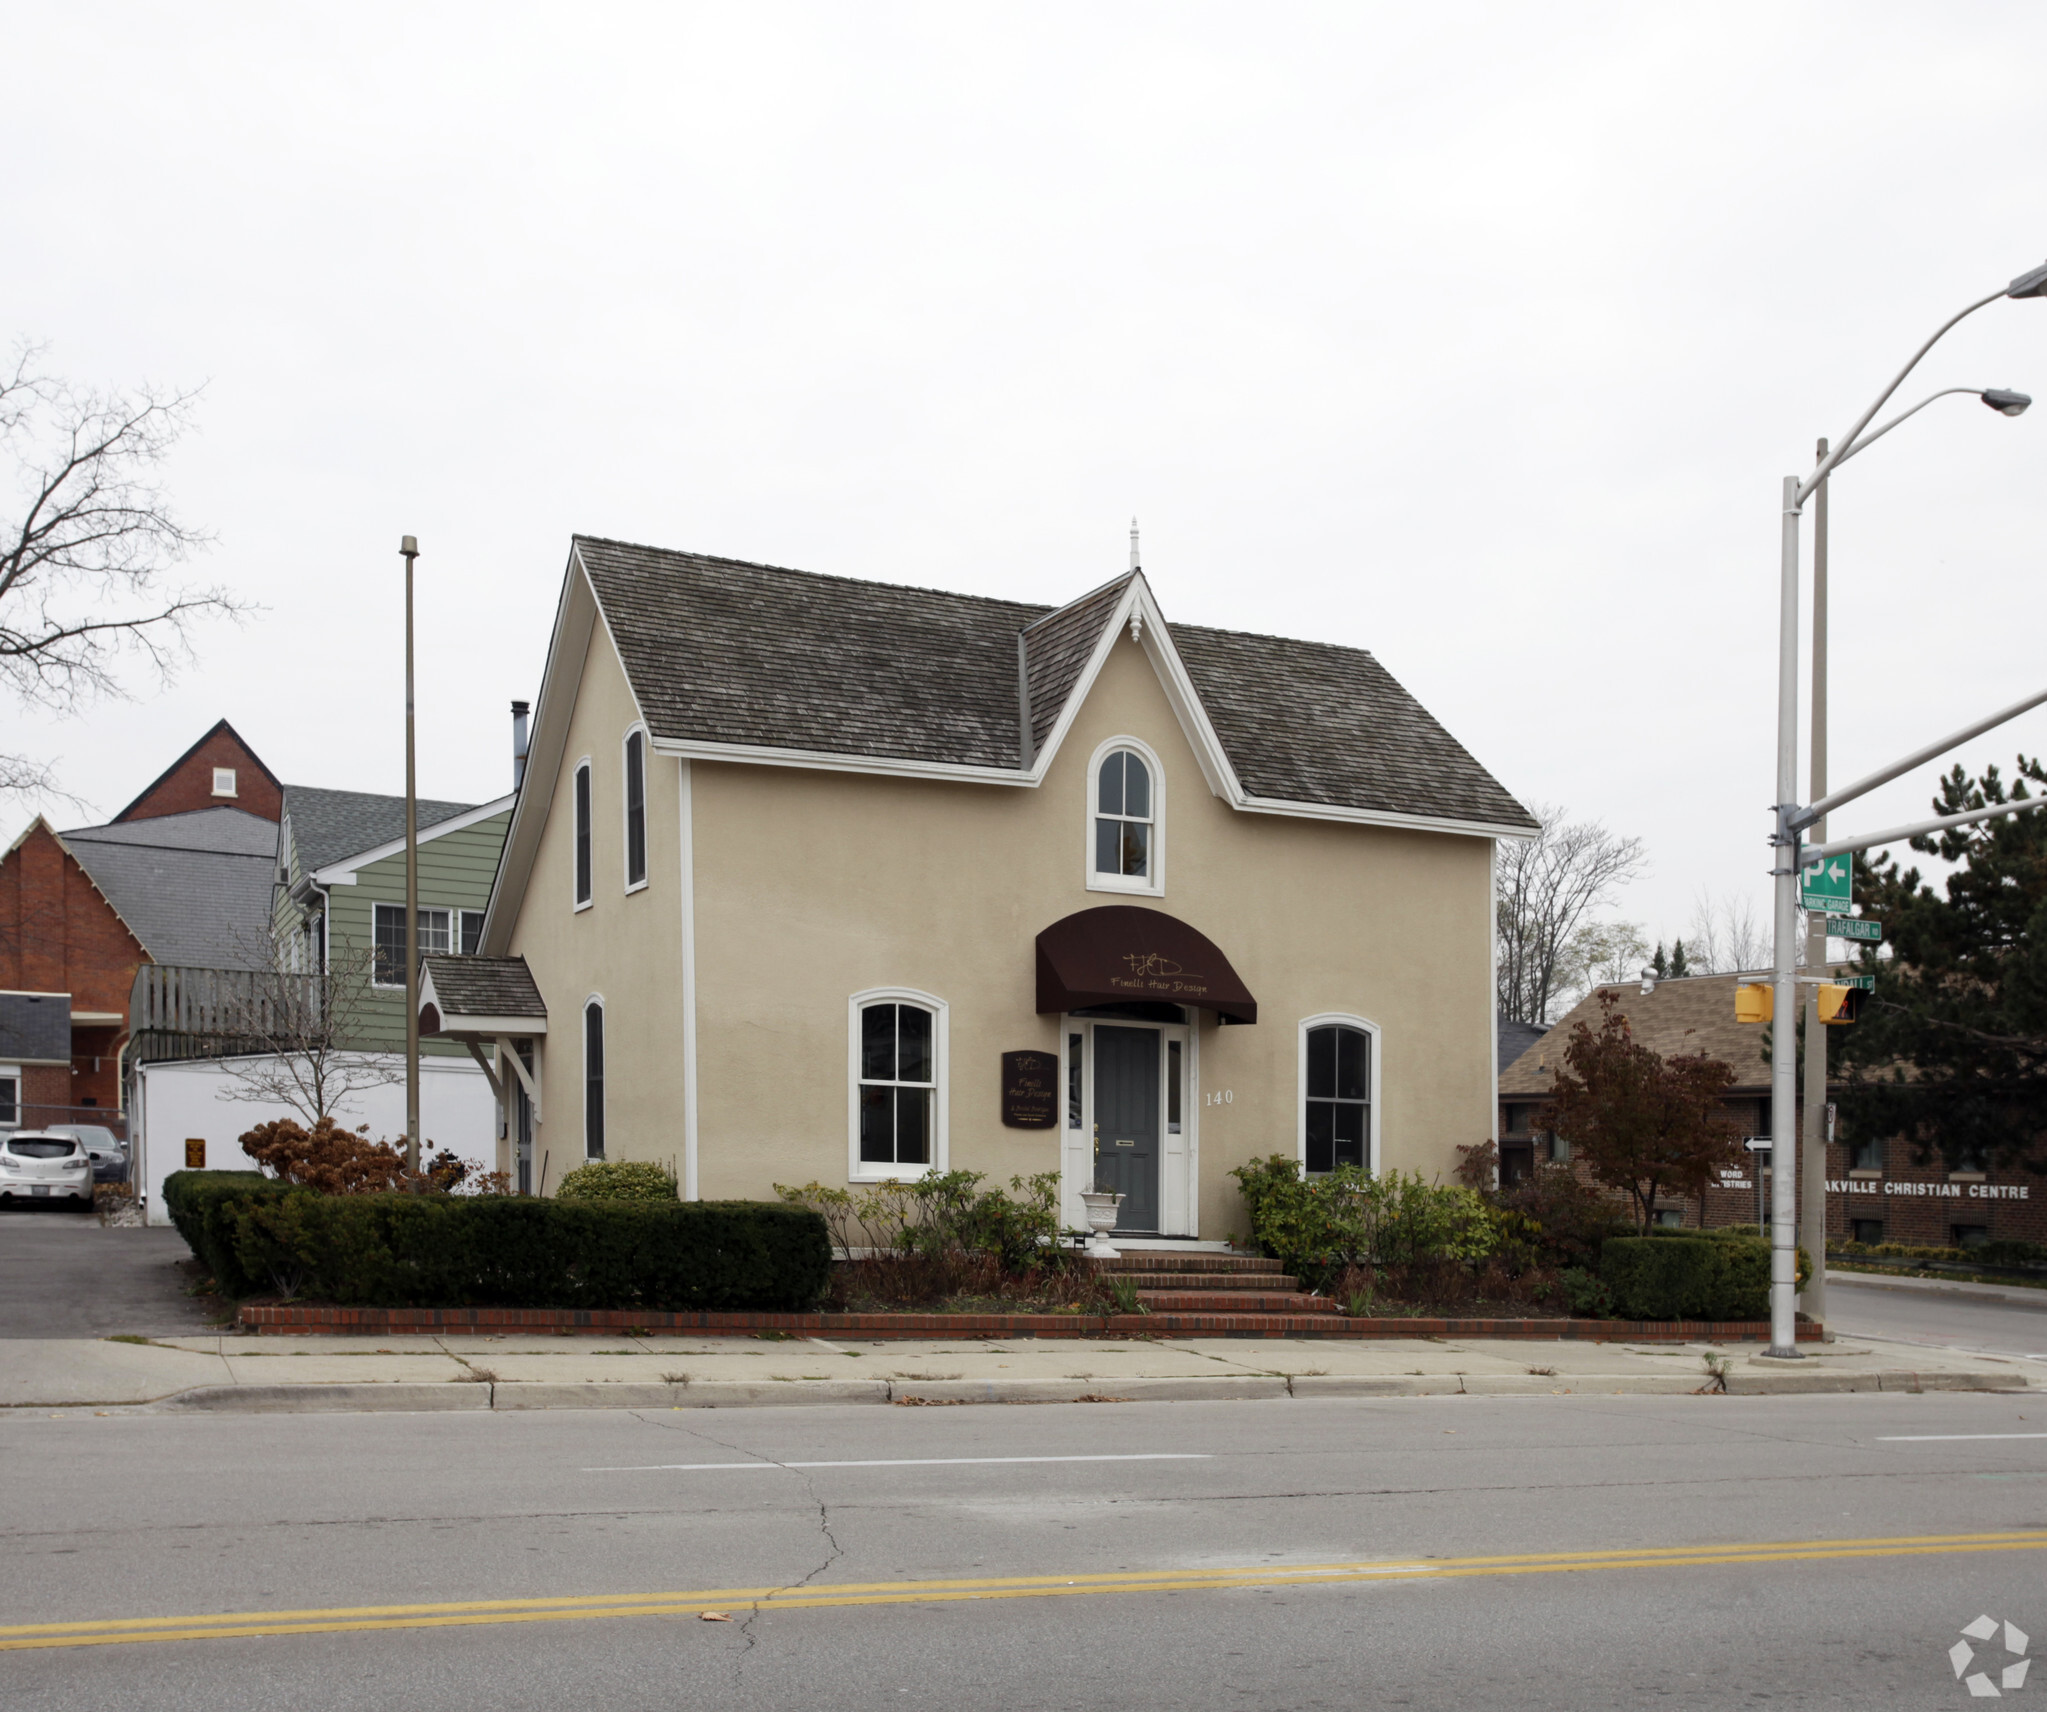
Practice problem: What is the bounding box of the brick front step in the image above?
[1134,1292,1342,1314]
[238,1303,1824,1342]
[1094,1255,1285,1274]
[1105,1272,1304,1293]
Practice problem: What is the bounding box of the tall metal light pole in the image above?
[1796,388,2030,1330]
[1765,265,2047,1358]
[401,534,421,1182]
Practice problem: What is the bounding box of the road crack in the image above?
[621,1411,845,1680]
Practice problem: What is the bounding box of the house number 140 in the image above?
[1204,1090,1233,1106]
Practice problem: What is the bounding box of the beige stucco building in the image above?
[420,537,1535,1239]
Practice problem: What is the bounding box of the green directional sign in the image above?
[1800,852,1853,915]
[1833,917,1883,943]
[1839,973,1876,991]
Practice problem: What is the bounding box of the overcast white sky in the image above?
[7,3,2047,954]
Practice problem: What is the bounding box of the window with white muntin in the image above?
[849,989,948,1180]
[1299,1014,1379,1176]
[372,905,486,986]
[1086,737,1164,896]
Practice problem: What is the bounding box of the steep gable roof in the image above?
[113,719,283,823]
[569,535,1536,833]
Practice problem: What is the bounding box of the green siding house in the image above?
[274,787,515,1056]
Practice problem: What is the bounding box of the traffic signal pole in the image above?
[1762,269,2047,1358]
[1801,442,1829,1331]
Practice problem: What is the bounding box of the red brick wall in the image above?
[0,822,150,1132]
[116,725,281,823]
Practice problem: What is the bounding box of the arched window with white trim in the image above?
[849,989,948,1179]
[1086,737,1165,895]
[1299,1014,1378,1175]
[622,727,648,891]
[583,997,606,1159]
[572,759,593,909]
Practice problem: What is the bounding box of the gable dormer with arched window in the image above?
[1086,736,1165,897]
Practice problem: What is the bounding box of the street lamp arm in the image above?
[1789,680,2047,831]
[1797,290,2005,505]
[1804,792,2047,864]
[1832,388,1995,468]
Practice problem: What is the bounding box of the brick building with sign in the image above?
[1498,971,2044,1248]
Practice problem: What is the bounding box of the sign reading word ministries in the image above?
[1800,854,1853,915]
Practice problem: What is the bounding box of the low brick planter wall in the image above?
[238,1303,1824,1342]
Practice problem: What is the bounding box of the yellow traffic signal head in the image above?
[1735,983,1772,1025]
[1818,984,1867,1025]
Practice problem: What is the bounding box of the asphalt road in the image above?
[1826,1273,2047,1362]
[4,1392,2045,1710]
[0,1216,217,1338]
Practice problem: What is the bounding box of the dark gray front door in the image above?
[1093,1025,1159,1231]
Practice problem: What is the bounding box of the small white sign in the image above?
[1744,1137,1773,1153]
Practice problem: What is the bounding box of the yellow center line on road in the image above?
[5,1530,2044,1652]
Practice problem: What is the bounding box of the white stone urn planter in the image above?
[1079,1189,1126,1259]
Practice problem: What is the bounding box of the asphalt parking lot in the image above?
[0,1211,218,1338]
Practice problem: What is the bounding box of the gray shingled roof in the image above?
[420,955,547,1024]
[283,786,479,875]
[63,806,279,857]
[61,825,277,970]
[1497,1015,1549,1078]
[573,536,1535,830]
[0,992,71,1063]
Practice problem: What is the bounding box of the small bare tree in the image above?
[1684,889,1772,974]
[1,340,239,799]
[1552,918,1651,1015]
[1496,804,1647,1024]
[213,937,402,1124]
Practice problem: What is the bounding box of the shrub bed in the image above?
[1601,1234,1772,1321]
[163,1172,827,1310]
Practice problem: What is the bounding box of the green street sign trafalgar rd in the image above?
[1833,917,1883,943]
[1800,853,1853,914]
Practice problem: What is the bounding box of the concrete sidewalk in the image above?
[2,1328,2034,1412]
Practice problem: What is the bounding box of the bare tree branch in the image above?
[0,339,245,799]
[211,932,403,1124]
[1495,803,1647,1024]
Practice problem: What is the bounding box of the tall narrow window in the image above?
[1067,1032,1084,1129]
[0,1073,17,1128]
[459,910,485,955]
[573,761,593,907]
[1167,1039,1183,1136]
[1305,1022,1370,1174]
[1093,750,1152,879]
[858,1001,934,1168]
[624,731,647,889]
[583,1000,605,1159]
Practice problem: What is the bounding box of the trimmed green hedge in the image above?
[163,1171,296,1294]
[557,1160,679,1202]
[1601,1235,1771,1321]
[163,1173,829,1310]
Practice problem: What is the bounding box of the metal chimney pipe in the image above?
[511,700,530,790]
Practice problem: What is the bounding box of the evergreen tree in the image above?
[1835,758,2047,1174]
[1669,939,1690,979]
[1650,942,1669,981]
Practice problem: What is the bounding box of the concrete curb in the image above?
[120,1365,2033,1413]
[893,1376,1291,1405]
[160,1383,493,1414]
[1724,1369,2029,1395]
[1828,1272,2047,1311]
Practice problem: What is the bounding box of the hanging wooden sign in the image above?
[1001,1050,1060,1128]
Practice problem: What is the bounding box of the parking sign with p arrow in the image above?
[1800,854,1853,916]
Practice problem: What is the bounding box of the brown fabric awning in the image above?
[1035,905,1257,1024]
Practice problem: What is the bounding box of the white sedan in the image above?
[0,1132,95,1208]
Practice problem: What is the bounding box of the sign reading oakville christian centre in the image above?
[1001,1051,1060,1129]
